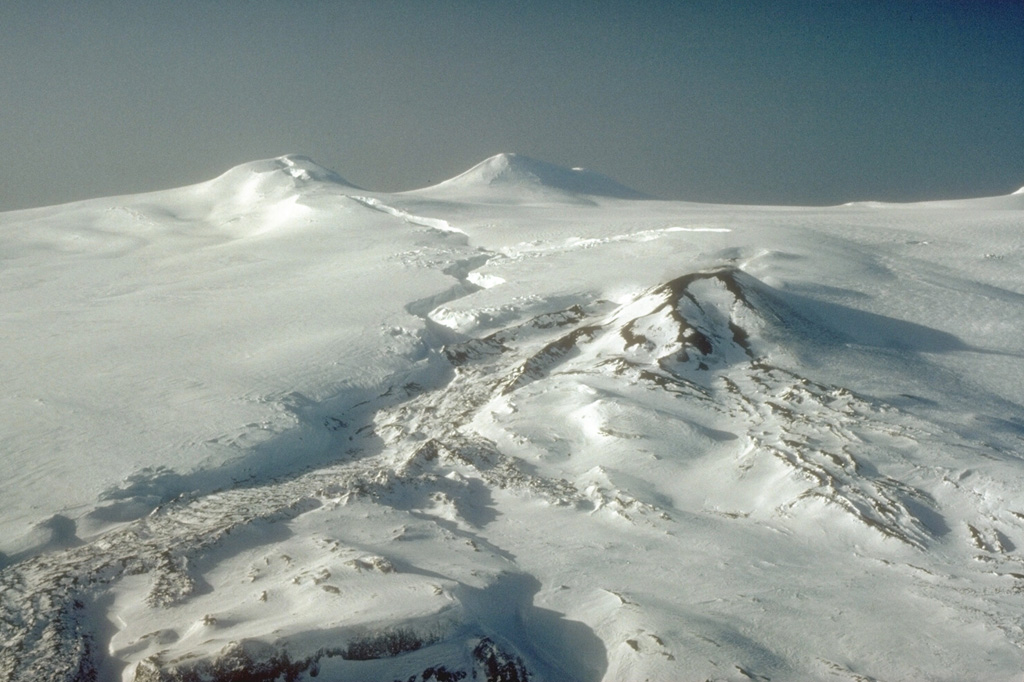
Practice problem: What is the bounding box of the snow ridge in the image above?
[216,154,356,187]
[350,195,466,236]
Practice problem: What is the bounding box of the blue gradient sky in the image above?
[2,1,1022,209]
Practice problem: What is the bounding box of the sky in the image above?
[1,0,1022,210]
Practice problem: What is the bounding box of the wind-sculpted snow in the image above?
[2,156,1024,681]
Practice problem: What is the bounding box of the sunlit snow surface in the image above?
[2,154,1024,681]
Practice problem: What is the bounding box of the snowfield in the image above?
[2,153,1024,681]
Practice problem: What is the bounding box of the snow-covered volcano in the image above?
[408,152,649,202]
[2,155,1024,681]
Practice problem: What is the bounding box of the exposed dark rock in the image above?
[132,640,349,682]
[472,638,531,682]
[344,627,429,660]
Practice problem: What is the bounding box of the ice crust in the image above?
[1,155,1024,681]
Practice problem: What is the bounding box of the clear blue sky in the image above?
[2,0,1022,209]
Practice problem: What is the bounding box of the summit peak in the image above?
[411,153,648,201]
[210,155,357,189]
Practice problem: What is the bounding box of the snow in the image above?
[407,152,650,202]
[1,154,1024,681]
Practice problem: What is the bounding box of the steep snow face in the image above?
[2,158,1024,682]
[408,153,649,202]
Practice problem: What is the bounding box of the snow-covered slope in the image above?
[407,153,649,203]
[843,183,1024,210]
[2,156,1024,682]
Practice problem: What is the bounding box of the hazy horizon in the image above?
[2,0,1022,211]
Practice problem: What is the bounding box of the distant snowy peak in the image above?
[183,155,361,225]
[208,154,358,191]
[411,153,648,201]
